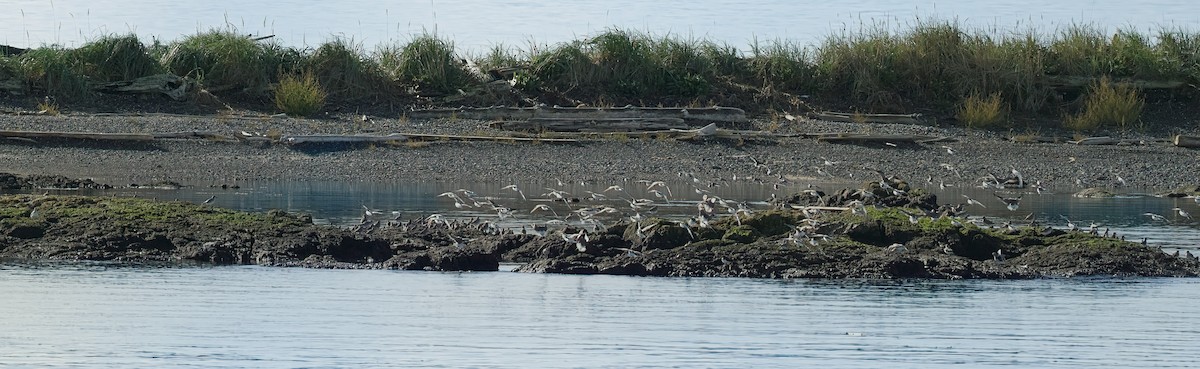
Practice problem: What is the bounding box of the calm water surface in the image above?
[1,264,1199,368]
[3,0,1199,50]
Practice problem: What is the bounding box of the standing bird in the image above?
[1172,207,1192,220]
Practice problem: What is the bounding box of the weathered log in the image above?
[1174,135,1200,148]
[1070,136,1117,145]
[409,105,747,123]
[282,133,577,145]
[0,130,154,141]
[492,117,688,132]
[93,73,195,101]
[1047,76,1186,90]
[809,111,925,125]
[816,133,946,144]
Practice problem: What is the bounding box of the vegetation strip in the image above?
[2,20,1196,129]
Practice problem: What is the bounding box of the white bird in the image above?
[1059,214,1078,231]
[1172,208,1192,220]
[994,193,1022,211]
[1011,168,1024,188]
[531,204,560,217]
[203,195,216,204]
[962,194,987,208]
[501,184,526,200]
[941,146,955,155]
[1144,212,1168,222]
[887,243,908,253]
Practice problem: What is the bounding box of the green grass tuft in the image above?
[74,34,163,82]
[16,46,91,100]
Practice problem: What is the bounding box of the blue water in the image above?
[1,264,1198,368]
[3,0,1199,50]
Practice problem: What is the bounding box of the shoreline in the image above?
[1,113,1199,195]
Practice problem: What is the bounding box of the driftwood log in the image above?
[809,111,925,125]
[816,133,950,144]
[0,130,154,141]
[1175,135,1200,149]
[93,74,195,101]
[282,133,578,145]
[409,106,747,123]
[490,117,688,132]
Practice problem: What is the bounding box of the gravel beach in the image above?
[2,112,1199,192]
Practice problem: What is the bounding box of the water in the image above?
[0,264,1197,368]
[3,0,1199,50]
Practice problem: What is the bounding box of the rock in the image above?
[1074,187,1117,198]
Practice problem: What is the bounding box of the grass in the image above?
[378,33,478,95]
[305,38,392,101]
[160,29,297,95]
[4,22,1200,130]
[1065,77,1144,131]
[957,92,1006,128]
[274,71,326,117]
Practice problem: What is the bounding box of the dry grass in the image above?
[1064,77,1144,131]
[956,92,1006,128]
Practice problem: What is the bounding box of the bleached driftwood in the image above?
[809,111,925,125]
[1174,135,1200,148]
[816,133,949,144]
[93,74,195,101]
[490,117,688,132]
[282,133,578,145]
[409,105,748,123]
[0,130,154,141]
[1069,136,1117,145]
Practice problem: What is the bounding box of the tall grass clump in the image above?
[473,44,523,72]
[1155,29,1200,84]
[956,92,1006,128]
[0,56,24,94]
[161,29,296,95]
[1065,77,1144,131]
[522,29,721,100]
[304,38,390,101]
[1048,25,1176,80]
[747,39,813,91]
[274,71,326,117]
[813,26,906,110]
[74,34,162,82]
[378,34,477,95]
[961,34,1051,112]
[16,47,90,100]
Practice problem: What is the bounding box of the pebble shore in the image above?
[1,112,1199,192]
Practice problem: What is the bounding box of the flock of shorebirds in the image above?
[347,153,1199,255]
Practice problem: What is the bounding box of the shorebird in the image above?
[941,146,955,155]
[887,243,908,253]
[1010,168,1024,188]
[362,205,381,217]
[531,204,560,217]
[994,193,1022,211]
[1144,212,1168,222]
[202,195,216,204]
[962,194,987,208]
[501,184,526,200]
[646,181,672,196]
[992,249,1006,262]
[1059,215,1078,231]
[1172,207,1192,220]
